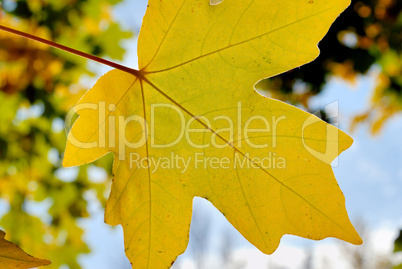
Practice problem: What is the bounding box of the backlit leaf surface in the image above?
[64,0,362,268]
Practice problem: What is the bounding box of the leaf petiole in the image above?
[0,24,140,76]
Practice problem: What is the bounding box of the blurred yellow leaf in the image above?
[0,230,50,269]
[63,0,361,268]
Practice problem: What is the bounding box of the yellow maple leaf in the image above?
[0,230,50,269]
[62,0,362,268]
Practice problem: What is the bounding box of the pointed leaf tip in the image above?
[0,230,51,269]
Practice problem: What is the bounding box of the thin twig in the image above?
[0,24,140,76]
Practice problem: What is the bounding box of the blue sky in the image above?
[77,0,402,268]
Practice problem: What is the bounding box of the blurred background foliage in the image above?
[0,0,401,268]
[0,0,131,268]
[256,0,401,134]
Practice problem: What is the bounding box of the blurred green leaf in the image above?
[395,230,402,253]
